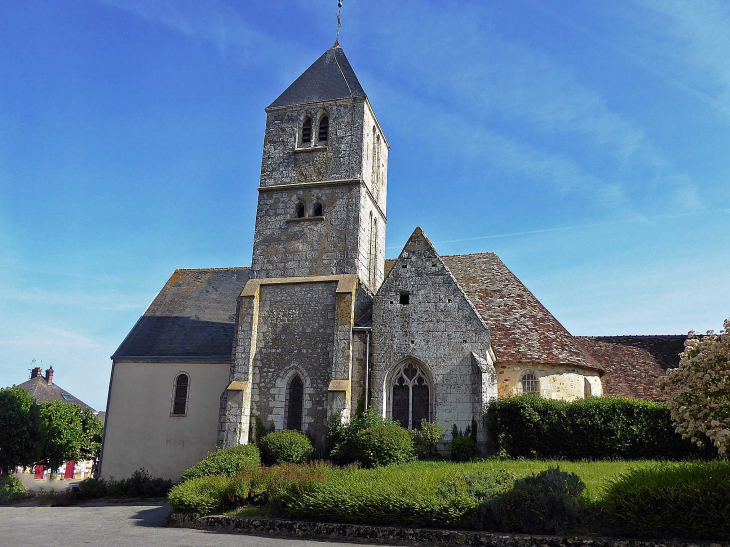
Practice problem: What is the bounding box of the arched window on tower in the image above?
[286,374,304,431]
[171,373,189,416]
[318,115,329,144]
[368,212,375,287]
[313,202,323,217]
[301,117,312,147]
[371,126,378,184]
[295,201,306,218]
[390,362,430,430]
[519,371,540,395]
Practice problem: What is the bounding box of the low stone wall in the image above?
[167,513,727,547]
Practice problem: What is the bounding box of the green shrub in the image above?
[486,395,713,460]
[0,474,25,503]
[79,469,172,499]
[281,462,515,528]
[77,477,107,499]
[327,408,385,464]
[352,423,415,468]
[411,420,446,459]
[180,444,260,482]
[603,461,730,540]
[451,436,477,462]
[487,467,586,534]
[167,475,229,515]
[259,430,314,465]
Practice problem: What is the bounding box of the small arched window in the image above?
[286,374,304,431]
[301,117,312,146]
[171,373,189,416]
[520,371,540,395]
[313,202,323,217]
[295,201,306,218]
[318,115,329,143]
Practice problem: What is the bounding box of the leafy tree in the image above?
[38,402,103,472]
[0,388,41,474]
[662,319,730,455]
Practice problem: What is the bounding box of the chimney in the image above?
[45,367,53,385]
[31,367,42,379]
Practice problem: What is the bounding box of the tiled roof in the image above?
[387,253,602,372]
[267,45,366,109]
[15,376,94,411]
[576,337,678,400]
[441,253,603,372]
[113,268,253,360]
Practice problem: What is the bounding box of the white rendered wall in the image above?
[100,360,229,481]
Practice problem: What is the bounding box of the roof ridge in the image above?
[439,251,498,258]
[173,266,251,272]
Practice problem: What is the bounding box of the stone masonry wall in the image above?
[251,184,362,279]
[361,102,388,214]
[496,361,603,401]
[260,100,365,187]
[251,282,337,451]
[371,229,495,445]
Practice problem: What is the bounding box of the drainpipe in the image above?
[353,326,372,410]
[365,329,371,409]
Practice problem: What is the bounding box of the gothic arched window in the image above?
[301,117,312,146]
[318,115,329,144]
[295,201,306,218]
[390,362,430,430]
[313,202,323,217]
[286,374,304,431]
[171,373,189,416]
[520,371,539,395]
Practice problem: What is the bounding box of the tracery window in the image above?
[390,362,430,430]
[520,371,539,395]
[171,373,189,416]
[301,117,312,146]
[286,374,304,431]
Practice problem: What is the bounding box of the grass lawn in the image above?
[432,458,654,498]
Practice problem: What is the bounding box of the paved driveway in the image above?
[0,503,391,546]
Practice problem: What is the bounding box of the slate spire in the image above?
[267,45,366,109]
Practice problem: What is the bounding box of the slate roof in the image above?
[385,253,603,372]
[112,268,253,360]
[268,45,366,109]
[15,376,94,411]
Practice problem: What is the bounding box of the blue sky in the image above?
[1,0,728,410]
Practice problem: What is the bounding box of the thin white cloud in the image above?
[0,328,102,349]
[0,287,148,312]
[634,0,730,111]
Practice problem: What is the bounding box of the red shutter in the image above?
[64,460,75,479]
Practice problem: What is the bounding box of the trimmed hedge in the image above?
[486,395,713,460]
[327,408,385,464]
[352,423,416,468]
[259,430,314,466]
[180,444,260,483]
[280,462,516,528]
[603,461,730,540]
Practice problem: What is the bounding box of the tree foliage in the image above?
[38,402,103,471]
[662,319,730,455]
[0,388,41,474]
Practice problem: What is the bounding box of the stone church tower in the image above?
[218,45,389,450]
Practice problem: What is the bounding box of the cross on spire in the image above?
[335,1,344,46]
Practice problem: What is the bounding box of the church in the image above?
[99,44,681,480]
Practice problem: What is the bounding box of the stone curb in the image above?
[167,513,728,547]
